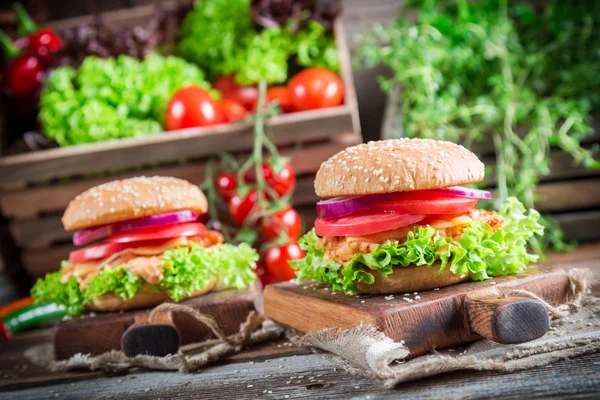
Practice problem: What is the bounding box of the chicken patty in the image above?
[321,209,504,265]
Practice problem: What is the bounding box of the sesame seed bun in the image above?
[314,138,485,198]
[62,176,208,231]
[355,263,469,294]
[87,277,217,312]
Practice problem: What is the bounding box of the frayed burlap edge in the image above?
[295,268,600,388]
[26,305,284,373]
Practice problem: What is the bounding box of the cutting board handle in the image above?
[121,312,180,358]
[465,296,549,344]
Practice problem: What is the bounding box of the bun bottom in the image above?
[88,277,217,312]
[355,263,469,294]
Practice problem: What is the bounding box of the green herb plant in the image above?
[355,0,600,252]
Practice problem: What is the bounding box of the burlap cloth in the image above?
[294,268,600,388]
[26,268,599,388]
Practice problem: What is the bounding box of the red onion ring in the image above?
[73,210,198,246]
[433,186,492,199]
[316,193,403,219]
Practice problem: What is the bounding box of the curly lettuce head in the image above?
[290,198,543,294]
[31,243,258,315]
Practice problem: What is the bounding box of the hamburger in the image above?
[32,176,258,315]
[291,138,543,293]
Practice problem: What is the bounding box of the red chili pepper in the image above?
[0,297,34,319]
[0,30,45,98]
[0,322,13,340]
[13,3,62,61]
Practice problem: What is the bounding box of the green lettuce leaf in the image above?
[40,54,212,146]
[290,198,543,294]
[31,243,258,315]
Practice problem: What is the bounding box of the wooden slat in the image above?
[554,210,600,242]
[536,178,600,213]
[21,244,76,278]
[0,106,356,185]
[334,18,361,135]
[0,139,354,220]
[47,0,185,31]
[482,149,600,186]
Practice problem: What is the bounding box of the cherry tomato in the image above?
[69,239,168,263]
[165,86,225,130]
[108,223,207,243]
[315,212,426,237]
[288,68,344,111]
[266,86,293,113]
[265,242,305,281]
[219,99,248,122]
[261,207,302,241]
[216,172,238,200]
[212,75,258,110]
[228,190,259,226]
[255,261,276,287]
[370,191,478,215]
[269,162,296,197]
[243,163,296,197]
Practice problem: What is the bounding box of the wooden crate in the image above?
[0,4,362,278]
[381,87,600,242]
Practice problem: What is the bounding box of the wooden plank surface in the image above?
[0,242,599,398]
[2,338,600,399]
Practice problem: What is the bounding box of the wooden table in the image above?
[2,243,600,399]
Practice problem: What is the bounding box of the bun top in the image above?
[63,176,208,231]
[314,138,484,197]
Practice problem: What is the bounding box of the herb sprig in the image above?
[356,0,600,251]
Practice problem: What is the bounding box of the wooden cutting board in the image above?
[53,282,262,360]
[264,265,571,355]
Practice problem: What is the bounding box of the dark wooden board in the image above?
[53,283,262,360]
[264,266,570,355]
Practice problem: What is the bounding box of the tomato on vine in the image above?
[245,162,296,197]
[255,261,276,287]
[216,172,237,200]
[261,207,301,241]
[227,190,259,226]
[265,242,304,281]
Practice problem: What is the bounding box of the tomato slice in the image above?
[370,191,478,215]
[315,212,425,237]
[108,223,207,243]
[68,239,169,263]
